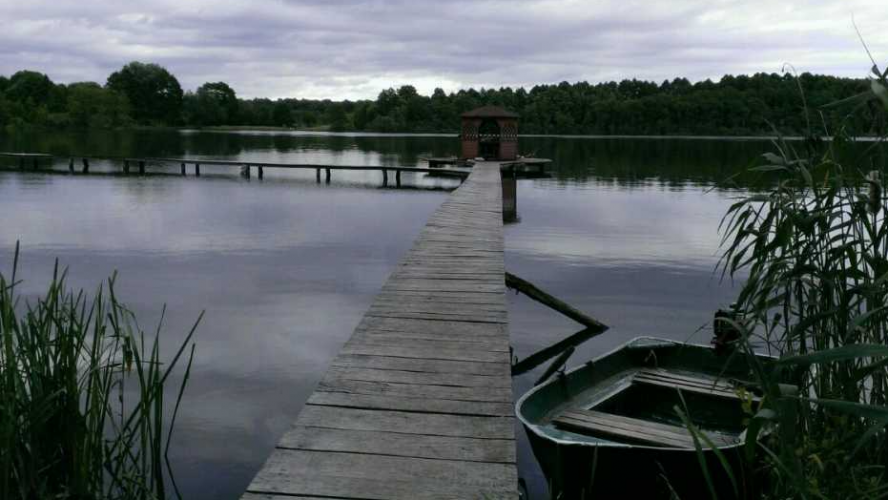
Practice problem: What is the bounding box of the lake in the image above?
[0,129,773,499]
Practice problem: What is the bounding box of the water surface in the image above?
[0,130,773,499]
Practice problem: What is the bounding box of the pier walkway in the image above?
[242,162,516,499]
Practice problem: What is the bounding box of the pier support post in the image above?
[382,169,388,187]
[81,158,89,173]
[181,163,186,176]
[68,158,74,172]
[138,161,145,175]
[258,166,264,179]
[124,160,130,174]
[195,164,201,177]
[325,168,331,184]
[396,170,401,188]
[316,168,321,183]
[242,165,251,178]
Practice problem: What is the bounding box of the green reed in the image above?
[0,245,199,499]
[716,62,888,499]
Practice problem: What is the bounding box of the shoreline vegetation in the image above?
[0,61,882,137]
[0,245,199,499]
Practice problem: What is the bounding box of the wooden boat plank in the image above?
[554,412,697,449]
[554,410,737,448]
[633,377,745,401]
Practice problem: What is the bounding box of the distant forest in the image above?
[0,61,880,136]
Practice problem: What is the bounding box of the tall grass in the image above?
[718,61,888,498]
[0,245,199,499]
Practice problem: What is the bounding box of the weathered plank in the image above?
[243,162,514,499]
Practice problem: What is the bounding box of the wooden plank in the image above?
[318,378,512,403]
[308,391,513,417]
[325,365,512,389]
[554,410,737,448]
[295,406,514,439]
[247,454,516,499]
[278,426,516,462]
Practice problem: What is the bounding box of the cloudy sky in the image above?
[1,0,886,100]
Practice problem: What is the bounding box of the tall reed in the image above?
[0,245,199,499]
[718,61,888,499]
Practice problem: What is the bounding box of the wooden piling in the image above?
[68,158,74,172]
[258,166,264,179]
[396,170,402,188]
[138,161,145,175]
[181,163,186,176]
[383,169,388,187]
[195,164,201,176]
[81,158,89,173]
[316,168,321,183]
[124,160,130,174]
[325,168,331,184]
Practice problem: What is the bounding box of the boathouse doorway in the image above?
[478,119,500,160]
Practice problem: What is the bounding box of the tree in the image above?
[66,82,131,128]
[106,62,183,125]
[4,70,54,105]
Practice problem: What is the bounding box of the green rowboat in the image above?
[516,337,771,499]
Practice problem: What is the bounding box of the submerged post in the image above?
[258,166,264,179]
[181,163,186,176]
[68,158,74,172]
[316,168,321,183]
[81,158,89,173]
[195,163,201,177]
[138,161,145,175]
[396,169,401,188]
[383,169,388,187]
[325,168,331,184]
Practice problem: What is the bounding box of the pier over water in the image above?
[242,161,516,499]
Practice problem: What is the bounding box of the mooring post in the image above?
[396,170,401,188]
[181,162,186,176]
[138,161,145,175]
[382,169,388,187]
[81,158,90,173]
[258,166,264,179]
[123,160,130,174]
[195,163,201,176]
[325,168,331,184]
[68,158,74,172]
[316,168,321,183]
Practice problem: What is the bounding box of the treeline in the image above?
[0,61,878,135]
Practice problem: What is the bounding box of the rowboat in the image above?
[516,337,769,499]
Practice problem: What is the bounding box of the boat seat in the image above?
[553,409,737,449]
[633,368,759,402]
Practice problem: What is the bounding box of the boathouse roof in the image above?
[461,105,519,119]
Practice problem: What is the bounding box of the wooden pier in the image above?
[242,161,516,500]
[0,153,470,187]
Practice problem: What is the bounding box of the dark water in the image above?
[0,129,774,499]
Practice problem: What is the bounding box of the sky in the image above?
[1,0,886,100]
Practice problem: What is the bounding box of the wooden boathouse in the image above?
[460,106,519,161]
[242,161,517,499]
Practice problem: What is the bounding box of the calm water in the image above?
[0,130,774,499]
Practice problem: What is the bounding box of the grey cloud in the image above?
[1,0,885,99]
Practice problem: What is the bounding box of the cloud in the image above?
[0,0,886,100]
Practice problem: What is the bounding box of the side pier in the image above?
[242,162,516,499]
